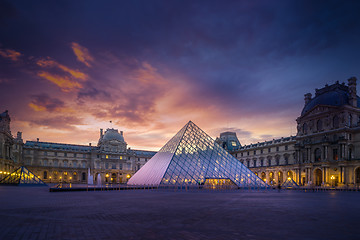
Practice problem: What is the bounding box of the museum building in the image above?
[217,78,360,187]
[0,112,156,184]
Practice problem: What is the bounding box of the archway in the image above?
[355,167,360,185]
[111,173,117,183]
[287,171,294,180]
[315,169,322,186]
[278,171,283,184]
[261,172,266,182]
[269,172,275,185]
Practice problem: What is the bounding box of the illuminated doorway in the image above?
[315,169,322,186]
[278,171,283,184]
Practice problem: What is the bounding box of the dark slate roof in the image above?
[301,82,360,115]
[131,149,157,157]
[24,141,94,152]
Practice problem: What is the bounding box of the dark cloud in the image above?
[29,93,65,112]
[29,115,84,130]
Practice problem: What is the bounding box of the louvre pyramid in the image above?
[128,121,268,188]
[282,178,299,188]
[0,166,47,186]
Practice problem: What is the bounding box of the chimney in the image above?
[304,93,312,105]
[348,77,357,107]
[120,131,123,136]
[89,143,92,146]
[37,138,39,142]
[100,128,103,138]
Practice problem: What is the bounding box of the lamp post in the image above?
[330,175,335,187]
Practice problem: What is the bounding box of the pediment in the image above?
[300,104,339,119]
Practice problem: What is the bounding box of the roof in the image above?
[24,141,93,152]
[301,81,360,115]
[103,128,125,142]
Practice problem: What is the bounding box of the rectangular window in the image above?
[64,152,67,157]
[105,163,109,169]
[106,155,109,159]
[268,148,271,153]
[112,164,116,169]
[260,149,263,154]
[119,163,123,170]
[74,153,77,158]
[82,162,86,168]
[241,153,243,157]
[44,151,47,156]
[55,152,57,156]
[83,154,86,158]
[333,149,338,161]
[247,152,249,156]
[276,146,279,152]
[120,156,123,159]
[285,145,288,151]
[254,150,256,155]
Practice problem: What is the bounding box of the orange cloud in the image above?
[37,71,82,92]
[71,42,94,67]
[0,48,21,61]
[28,103,46,111]
[37,58,88,80]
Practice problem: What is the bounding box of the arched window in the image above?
[317,120,323,132]
[303,123,308,134]
[333,116,339,128]
[43,171,47,179]
[314,148,321,162]
[253,159,257,167]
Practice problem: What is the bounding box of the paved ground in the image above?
[0,187,359,240]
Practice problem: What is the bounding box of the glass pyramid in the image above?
[0,166,47,186]
[128,121,268,188]
[282,178,299,188]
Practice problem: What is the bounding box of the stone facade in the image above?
[223,78,360,187]
[0,114,156,184]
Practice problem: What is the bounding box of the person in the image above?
[277,181,281,192]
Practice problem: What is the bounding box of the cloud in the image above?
[29,115,84,130]
[37,58,88,80]
[28,94,65,112]
[71,42,94,67]
[37,71,82,92]
[0,48,21,61]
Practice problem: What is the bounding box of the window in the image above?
[303,123,308,134]
[82,162,86,168]
[106,155,109,159]
[97,155,100,158]
[105,163,109,169]
[247,152,249,156]
[119,156,123,159]
[349,148,352,160]
[260,149,263,154]
[333,149,338,161]
[44,151,47,156]
[73,162,77,168]
[333,116,339,128]
[83,154,86,158]
[276,146,279,152]
[119,163,123,170]
[63,161,68,167]
[349,114,352,127]
[314,148,321,162]
[74,153,77,158]
[317,120,323,132]
[285,145,288,151]
[43,160,48,166]
[260,159,263,166]
[231,141,237,146]
[275,157,279,166]
[253,160,257,167]
[43,171,47,179]
[54,160,58,167]
[96,162,100,169]
[82,172,86,181]
[253,150,256,155]
[241,153,243,157]
[112,164,116,169]
[268,148,271,153]
[247,161,250,168]
[64,152,67,157]
[55,152,57,156]
[284,156,288,165]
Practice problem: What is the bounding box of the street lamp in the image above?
[330,175,335,187]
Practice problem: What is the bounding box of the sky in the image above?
[1,0,360,151]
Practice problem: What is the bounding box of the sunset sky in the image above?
[1,0,360,151]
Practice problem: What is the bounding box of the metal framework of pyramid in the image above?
[0,166,47,186]
[128,121,268,188]
[282,178,299,188]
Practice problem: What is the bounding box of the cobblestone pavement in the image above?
[0,187,359,240]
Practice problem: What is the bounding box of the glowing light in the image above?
[105,174,109,178]
[126,174,131,179]
[287,177,291,180]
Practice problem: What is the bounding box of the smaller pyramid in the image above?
[282,178,299,188]
[0,166,47,186]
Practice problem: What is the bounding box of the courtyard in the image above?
[0,187,359,240]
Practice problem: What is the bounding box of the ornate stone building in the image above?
[220,78,360,187]
[0,112,156,184]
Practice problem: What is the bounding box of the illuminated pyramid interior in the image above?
[282,178,299,188]
[0,166,47,186]
[128,121,268,188]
